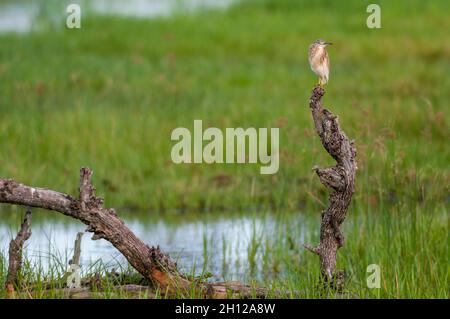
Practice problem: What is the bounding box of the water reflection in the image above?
[0,212,306,282]
[0,2,38,33]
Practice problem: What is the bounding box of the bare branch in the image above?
[303,243,320,255]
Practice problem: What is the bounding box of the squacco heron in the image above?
[308,39,332,86]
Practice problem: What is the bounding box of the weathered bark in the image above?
[6,208,32,290]
[304,85,357,286]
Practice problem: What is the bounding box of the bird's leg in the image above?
[318,77,325,87]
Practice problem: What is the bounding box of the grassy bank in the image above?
[0,206,448,298]
[0,0,448,211]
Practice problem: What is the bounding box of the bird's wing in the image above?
[321,50,330,71]
[308,44,319,65]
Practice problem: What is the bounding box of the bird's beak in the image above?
[325,42,333,46]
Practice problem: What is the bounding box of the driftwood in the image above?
[304,85,357,286]
[0,167,280,298]
[0,168,190,295]
[5,208,32,293]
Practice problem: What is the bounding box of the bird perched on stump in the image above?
[308,39,332,86]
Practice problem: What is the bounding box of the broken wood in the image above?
[69,232,84,266]
[6,208,32,293]
[303,85,357,287]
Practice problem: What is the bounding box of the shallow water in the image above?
[0,0,235,33]
[0,210,308,282]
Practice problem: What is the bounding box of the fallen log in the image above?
[0,167,280,298]
[0,168,191,295]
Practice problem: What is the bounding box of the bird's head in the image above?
[314,39,333,47]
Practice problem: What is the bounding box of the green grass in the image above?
[0,0,448,298]
[0,0,448,211]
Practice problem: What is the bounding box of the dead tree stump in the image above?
[303,85,357,287]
